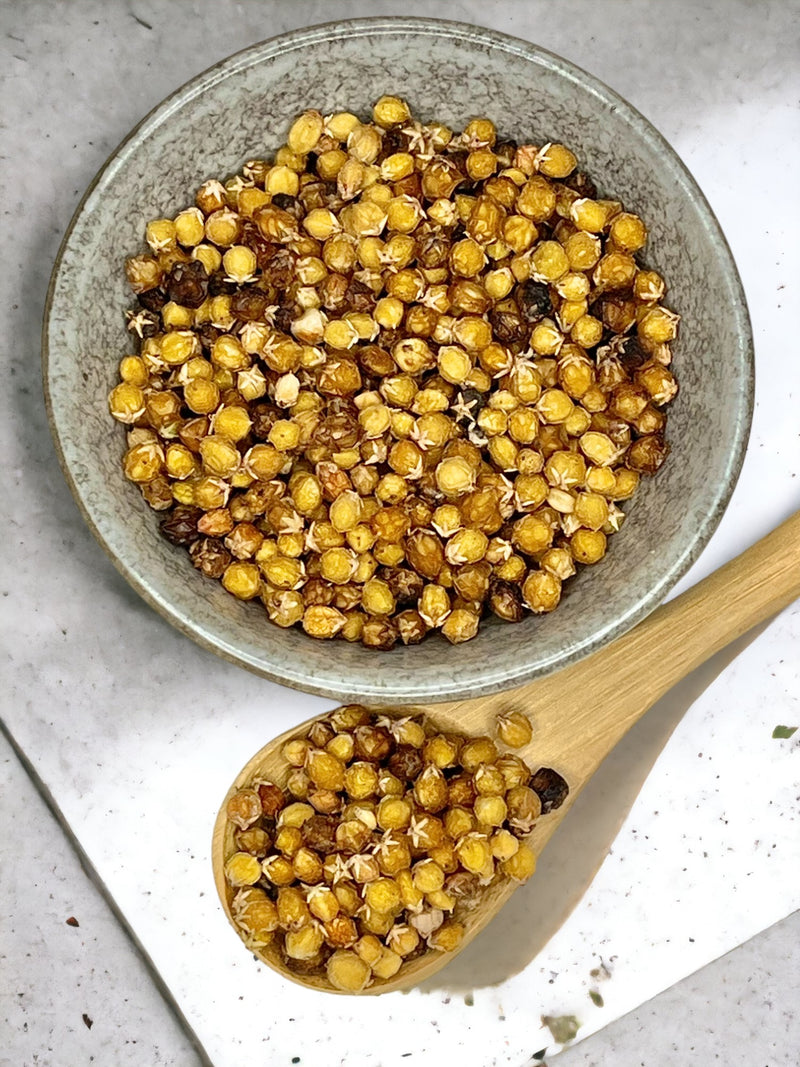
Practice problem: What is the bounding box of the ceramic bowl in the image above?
[43,17,753,703]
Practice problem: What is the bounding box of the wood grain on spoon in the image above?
[212,509,800,993]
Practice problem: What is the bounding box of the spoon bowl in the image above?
[212,511,800,992]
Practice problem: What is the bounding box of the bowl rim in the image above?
[42,15,754,702]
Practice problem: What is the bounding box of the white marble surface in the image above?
[2,1,799,1065]
[0,730,202,1067]
[3,726,798,1067]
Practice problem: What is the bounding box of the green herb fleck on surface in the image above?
[541,1015,580,1044]
[772,725,798,739]
[464,992,474,1006]
[589,990,604,1007]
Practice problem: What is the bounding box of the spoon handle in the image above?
[597,507,800,710]
[436,509,800,786]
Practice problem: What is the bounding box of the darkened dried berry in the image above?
[377,128,409,161]
[189,537,232,579]
[345,278,376,314]
[529,767,569,813]
[258,782,287,818]
[452,388,487,428]
[494,140,518,168]
[196,322,221,351]
[321,182,345,212]
[459,179,481,195]
[273,306,295,334]
[301,814,339,853]
[393,172,422,201]
[298,179,327,211]
[137,288,167,313]
[240,220,277,270]
[231,289,271,322]
[160,505,202,546]
[378,328,403,351]
[263,248,297,289]
[270,193,300,216]
[618,335,649,369]
[141,475,173,510]
[311,410,359,451]
[626,434,670,475]
[489,308,527,346]
[358,344,395,378]
[563,171,598,199]
[445,148,469,174]
[417,232,450,268]
[488,579,524,622]
[354,724,393,762]
[382,566,424,606]
[128,307,159,338]
[517,280,552,323]
[165,260,208,309]
[208,272,235,297]
[387,744,425,782]
[591,412,631,447]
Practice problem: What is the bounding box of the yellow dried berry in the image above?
[326,949,372,992]
[224,852,262,886]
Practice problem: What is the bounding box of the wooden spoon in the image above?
[212,510,800,994]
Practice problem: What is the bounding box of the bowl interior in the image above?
[44,18,752,703]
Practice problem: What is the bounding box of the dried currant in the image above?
[529,767,570,813]
[250,403,280,440]
[257,782,287,819]
[270,193,302,218]
[377,127,408,160]
[563,170,598,199]
[273,306,295,334]
[489,308,527,346]
[240,220,277,269]
[618,335,649,370]
[345,278,376,313]
[301,814,339,853]
[452,388,487,429]
[189,537,232,579]
[358,344,395,378]
[387,745,425,782]
[231,289,271,322]
[165,260,208,309]
[493,139,518,167]
[263,249,296,289]
[382,567,424,606]
[195,322,221,351]
[208,272,236,297]
[159,505,202,546]
[137,288,167,313]
[517,280,553,323]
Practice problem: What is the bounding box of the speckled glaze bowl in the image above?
[43,17,752,703]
